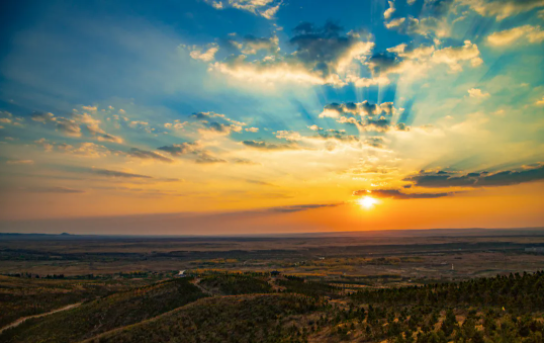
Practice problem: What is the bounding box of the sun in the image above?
[357,196,379,210]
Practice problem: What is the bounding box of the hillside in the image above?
[0,278,206,343]
[0,275,151,330]
[0,271,543,343]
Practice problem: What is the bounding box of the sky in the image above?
[0,0,543,235]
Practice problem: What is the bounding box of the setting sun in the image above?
[357,196,379,210]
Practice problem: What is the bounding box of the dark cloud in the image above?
[367,52,401,75]
[127,148,173,163]
[90,168,153,179]
[322,100,403,133]
[245,179,275,187]
[316,129,358,142]
[55,117,81,137]
[289,21,360,78]
[158,142,225,164]
[195,152,226,164]
[232,158,260,165]
[268,203,341,213]
[205,21,373,86]
[243,140,298,150]
[31,111,56,123]
[353,189,453,199]
[404,165,544,188]
[157,142,198,156]
[27,186,85,194]
[364,136,386,148]
[97,133,123,143]
[191,112,243,134]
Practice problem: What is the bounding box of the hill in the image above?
[0,278,206,343]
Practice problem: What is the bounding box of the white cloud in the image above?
[431,40,482,72]
[488,25,544,46]
[468,88,490,98]
[456,0,543,20]
[190,45,219,62]
[384,1,396,20]
[82,105,97,112]
[204,0,282,19]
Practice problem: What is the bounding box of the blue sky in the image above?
[0,0,543,234]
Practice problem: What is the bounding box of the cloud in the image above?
[37,140,110,158]
[232,158,260,165]
[81,105,97,112]
[0,111,24,127]
[157,142,224,164]
[456,0,543,20]
[369,41,481,79]
[385,16,449,38]
[384,1,396,20]
[239,35,280,55]
[245,127,259,132]
[76,113,124,143]
[430,40,483,71]
[128,121,149,128]
[242,140,299,150]
[363,136,387,148]
[487,25,544,46]
[6,159,34,165]
[31,111,123,143]
[55,118,82,137]
[267,203,340,213]
[204,0,282,19]
[191,111,245,136]
[353,189,453,199]
[404,164,544,188]
[206,22,374,87]
[275,130,304,141]
[189,44,219,62]
[90,168,153,179]
[96,133,124,143]
[319,100,403,132]
[31,112,56,123]
[157,142,199,156]
[164,120,187,130]
[195,151,226,164]
[126,148,174,163]
[27,186,85,193]
[468,88,490,98]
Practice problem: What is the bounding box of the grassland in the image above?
[0,230,542,342]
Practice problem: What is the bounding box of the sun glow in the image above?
[357,196,379,210]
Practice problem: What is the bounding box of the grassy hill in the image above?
[198,273,273,295]
[84,293,321,343]
[0,277,206,343]
[0,275,151,329]
[1,271,543,343]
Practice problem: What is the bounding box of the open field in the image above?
[0,229,542,342]
[0,229,542,285]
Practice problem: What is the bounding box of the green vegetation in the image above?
[1,278,206,343]
[278,275,339,298]
[328,271,545,342]
[199,273,272,295]
[0,275,144,329]
[1,270,542,343]
[87,294,321,343]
